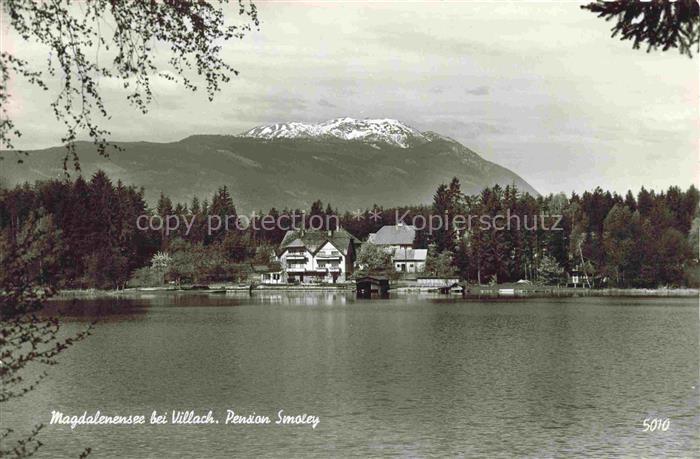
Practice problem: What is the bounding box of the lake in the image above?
[2,293,698,457]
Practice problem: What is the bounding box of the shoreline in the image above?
[55,285,699,299]
[463,286,699,298]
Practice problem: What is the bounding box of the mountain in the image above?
[1,118,538,211]
[241,117,428,148]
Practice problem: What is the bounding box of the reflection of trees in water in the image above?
[42,298,149,323]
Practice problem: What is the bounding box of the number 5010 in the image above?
[642,417,670,432]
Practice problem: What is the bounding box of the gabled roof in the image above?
[356,275,389,282]
[393,248,427,262]
[279,228,360,256]
[369,224,416,246]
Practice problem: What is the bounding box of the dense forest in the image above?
[1,170,698,289]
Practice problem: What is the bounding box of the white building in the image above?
[252,263,285,284]
[277,228,360,283]
[367,223,416,253]
[393,248,428,273]
[367,224,426,273]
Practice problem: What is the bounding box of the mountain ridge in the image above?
[239,117,429,148]
[2,121,538,212]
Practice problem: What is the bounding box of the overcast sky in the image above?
[4,1,699,195]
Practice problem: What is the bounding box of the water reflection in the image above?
[244,291,353,306]
[44,297,150,322]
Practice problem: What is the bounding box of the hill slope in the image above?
[2,120,538,211]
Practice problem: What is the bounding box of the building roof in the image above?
[286,238,306,248]
[393,248,427,262]
[279,228,360,256]
[252,261,283,273]
[369,224,416,246]
[355,275,390,282]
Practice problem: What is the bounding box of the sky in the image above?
[3,1,699,195]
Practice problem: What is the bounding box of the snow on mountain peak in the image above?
[239,117,428,148]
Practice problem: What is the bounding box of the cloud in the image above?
[318,99,336,108]
[367,28,503,58]
[236,94,307,112]
[429,119,505,139]
[465,86,489,96]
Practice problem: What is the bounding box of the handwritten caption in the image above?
[50,410,320,430]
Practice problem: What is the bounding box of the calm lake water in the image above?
[2,293,699,457]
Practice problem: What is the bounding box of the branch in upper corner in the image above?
[0,0,259,170]
[581,0,700,58]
